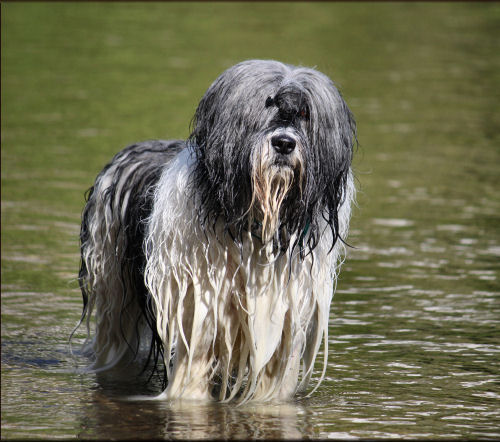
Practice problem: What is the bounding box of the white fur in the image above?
[143,147,354,402]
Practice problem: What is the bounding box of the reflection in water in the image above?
[79,390,305,440]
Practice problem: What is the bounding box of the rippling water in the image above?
[2,3,499,439]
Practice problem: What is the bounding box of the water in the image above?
[2,3,499,439]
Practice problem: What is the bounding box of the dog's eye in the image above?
[265,96,274,108]
[299,107,309,120]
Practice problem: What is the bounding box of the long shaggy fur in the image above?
[74,60,356,403]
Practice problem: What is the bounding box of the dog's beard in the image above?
[250,159,301,244]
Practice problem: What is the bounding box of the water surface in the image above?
[2,3,499,439]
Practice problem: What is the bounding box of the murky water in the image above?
[2,3,499,439]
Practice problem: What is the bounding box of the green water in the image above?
[2,2,499,439]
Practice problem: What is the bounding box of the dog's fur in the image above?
[75,60,356,403]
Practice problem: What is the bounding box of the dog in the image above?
[75,59,356,403]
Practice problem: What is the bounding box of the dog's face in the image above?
[190,60,356,254]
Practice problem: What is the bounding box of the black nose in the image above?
[271,135,296,155]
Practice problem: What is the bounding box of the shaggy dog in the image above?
[75,59,356,403]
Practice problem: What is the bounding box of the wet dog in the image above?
[75,60,356,403]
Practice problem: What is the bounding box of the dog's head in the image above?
[189,59,356,255]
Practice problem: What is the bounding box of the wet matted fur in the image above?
[74,59,356,403]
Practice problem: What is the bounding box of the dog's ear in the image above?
[188,84,218,152]
[309,80,356,182]
[330,96,356,173]
[294,76,356,254]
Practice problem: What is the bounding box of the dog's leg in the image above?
[251,352,301,401]
[80,184,143,371]
[160,346,213,401]
[155,283,215,401]
[276,340,302,400]
[249,309,303,401]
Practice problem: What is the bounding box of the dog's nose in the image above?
[271,135,296,155]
